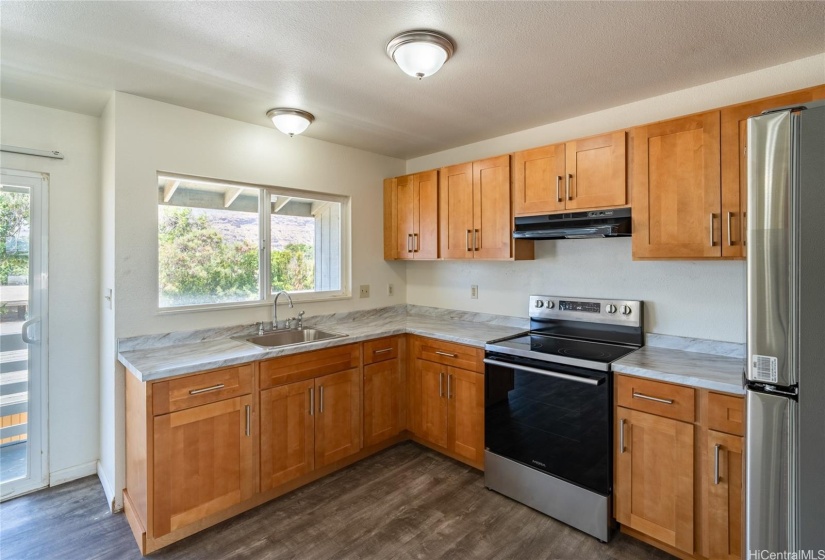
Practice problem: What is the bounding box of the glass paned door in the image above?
[0,170,48,499]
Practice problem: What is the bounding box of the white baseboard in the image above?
[49,461,97,487]
[96,460,119,513]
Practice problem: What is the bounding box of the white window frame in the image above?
[156,173,351,313]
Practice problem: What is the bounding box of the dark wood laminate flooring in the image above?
[0,443,675,560]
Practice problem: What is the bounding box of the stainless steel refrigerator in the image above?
[745,101,825,555]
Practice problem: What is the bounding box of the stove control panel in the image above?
[529,295,642,327]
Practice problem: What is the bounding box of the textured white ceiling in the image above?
[2,1,824,158]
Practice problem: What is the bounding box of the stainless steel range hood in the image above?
[513,207,631,239]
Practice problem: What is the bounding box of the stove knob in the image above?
[621,305,632,316]
[534,300,544,308]
[546,301,555,309]
[606,304,617,314]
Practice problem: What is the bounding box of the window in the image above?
[158,175,348,309]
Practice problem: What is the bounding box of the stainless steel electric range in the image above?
[483,295,644,542]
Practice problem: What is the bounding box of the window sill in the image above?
[157,291,352,315]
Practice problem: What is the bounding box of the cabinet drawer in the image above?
[708,392,745,436]
[260,343,360,389]
[152,364,253,415]
[363,337,400,365]
[617,375,695,423]
[413,337,483,373]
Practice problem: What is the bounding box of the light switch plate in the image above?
[470,285,478,299]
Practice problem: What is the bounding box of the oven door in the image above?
[484,352,612,495]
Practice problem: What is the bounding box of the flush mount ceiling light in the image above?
[266,108,315,137]
[386,30,455,79]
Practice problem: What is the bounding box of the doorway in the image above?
[0,169,48,500]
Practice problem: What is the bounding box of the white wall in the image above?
[101,93,406,507]
[113,93,406,338]
[0,99,101,483]
[404,53,825,343]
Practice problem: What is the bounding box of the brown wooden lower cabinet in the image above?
[707,430,743,560]
[260,379,315,492]
[615,406,695,554]
[363,358,402,447]
[614,374,745,560]
[314,368,362,467]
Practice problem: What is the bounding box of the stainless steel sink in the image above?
[235,328,347,349]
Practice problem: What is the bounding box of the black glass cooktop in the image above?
[486,333,639,371]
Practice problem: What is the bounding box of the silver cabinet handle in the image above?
[439,372,444,398]
[632,391,674,405]
[726,211,734,246]
[189,383,225,395]
[374,348,393,354]
[743,212,747,247]
[474,229,480,251]
[245,404,251,437]
[619,418,626,454]
[483,358,603,386]
[309,387,314,416]
[709,213,715,247]
[714,444,721,485]
[566,174,573,200]
[447,374,453,399]
[556,175,562,202]
[414,233,419,252]
[435,351,457,358]
[466,230,472,252]
[319,385,324,413]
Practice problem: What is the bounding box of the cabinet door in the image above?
[363,358,401,447]
[513,144,566,216]
[720,86,825,257]
[315,368,362,468]
[707,431,744,560]
[414,170,439,259]
[395,174,415,260]
[383,178,397,260]
[439,162,475,259]
[565,131,627,210]
[416,358,448,448]
[615,407,695,554]
[260,380,315,492]
[153,395,255,537]
[632,111,721,259]
[473,155,512,260]
[447,367,484,467]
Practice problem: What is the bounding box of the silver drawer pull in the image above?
[632,391,674,405]
[483,358,603,386]
[245,405,251,437]
[435,351,457,358]
[189,383,225,395]
[619,418,626,454]
[714,443,721,485]
[374,348,393,354]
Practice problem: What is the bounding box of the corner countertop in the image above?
[613,345,746,395]
[118,310,527,383]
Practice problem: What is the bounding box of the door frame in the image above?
[1,168,49,500]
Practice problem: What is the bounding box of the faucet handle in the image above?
[297,311,305,329]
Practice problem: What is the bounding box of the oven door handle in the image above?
[483,358,604,386]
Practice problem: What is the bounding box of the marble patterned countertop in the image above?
[119,304,747,395]
[118,305,528,382]
[614,344,746,395]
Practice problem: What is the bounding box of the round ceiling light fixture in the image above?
[386,30,455,80]
[266,108,315,137]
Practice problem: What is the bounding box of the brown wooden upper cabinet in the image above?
[383,170,438,260]
[632,111,722,259]
[513,131,627,216]
[440,155,514,260]
[720,85,825,258]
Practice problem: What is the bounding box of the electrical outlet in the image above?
[387,283,394,296]
[360,284,370,298]
[470,285,478,299]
